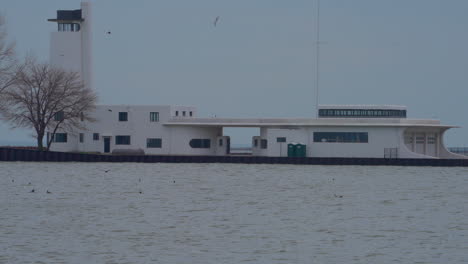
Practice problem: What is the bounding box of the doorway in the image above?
[104,137,111,153]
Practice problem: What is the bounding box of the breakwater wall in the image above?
[1,147,467,167]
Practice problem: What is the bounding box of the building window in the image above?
[261,139,268,149]
[189,139,211,148]
[175,111,179,116]
[404,135,413,144]
[318,109,406,118]
[58,23,80,32]
[182,111,186,116]
[277,137,286,143]
[150,112,159,122]
[115,135,131,145]
[54,111,64,121]
[147,138,162,148]
[80,112,84,122]
[313,132,368,143]
[79,133,84,143]
[93,133,99,141]
[189,111,193,117]
[219,139,223,146]
[119,112,128,121]
[52,133,67,143]
[254,139,258,147]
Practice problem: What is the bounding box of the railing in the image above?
[1,147,468,167]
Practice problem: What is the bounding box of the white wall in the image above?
[262,126,408,158]
[49,105,223,156]
[50,32,82,73]
[265,128,308,157]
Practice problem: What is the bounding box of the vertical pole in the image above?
[315,0,321,118]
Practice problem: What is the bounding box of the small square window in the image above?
[219,139,223,146]
[189,111,193,117]
[175,111,179,116]
[150,112,159,122]
[54,111,64,121]
[254,139,258,147]
[183,111,186,116]
[79,133,84,143]
[93,133,99,141]
[261,139,268,149]
[119,112,128,121]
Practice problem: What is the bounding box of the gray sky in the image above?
[1,0,467,146]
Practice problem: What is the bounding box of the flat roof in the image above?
[164,117,457,128]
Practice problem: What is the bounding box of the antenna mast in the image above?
[315,0,321,118]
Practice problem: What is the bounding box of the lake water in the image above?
[1,162,467,263]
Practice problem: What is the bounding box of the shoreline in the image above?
[1,147,467,167]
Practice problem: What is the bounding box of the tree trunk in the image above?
[37,133,44,151]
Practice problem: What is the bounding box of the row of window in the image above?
[253,139,268,149]
[50,133,211,149]
[319,109,406,118]
[254,133,369,148]
[175,111,193,117]
[55,110,196,123]
[404,136,437,145]
[51,132,370,146]
[314,132,368,143]
[58,23,80,32]
[118,112,160,122]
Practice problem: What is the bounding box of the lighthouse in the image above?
[48,2,93,92]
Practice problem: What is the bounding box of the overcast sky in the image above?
[1,0,467,146]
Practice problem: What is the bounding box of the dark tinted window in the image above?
[261,139,268,149]
[314,132,368,143]
[189,139,211,148]
[119,112,128,121]
[150,112,159,122]
[116,135,131,145]
[54,111,64,121]
[319,109,406,118]
[53,133,67,143]
[147,138,162,148]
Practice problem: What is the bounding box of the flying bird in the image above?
[213,16,220,27]
[106,31,112,35]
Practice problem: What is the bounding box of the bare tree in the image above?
[0,58,97,150]
[0,15,16,93]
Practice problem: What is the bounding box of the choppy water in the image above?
[1,162,467,264]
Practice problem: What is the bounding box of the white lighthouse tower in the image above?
[48,2,93,91]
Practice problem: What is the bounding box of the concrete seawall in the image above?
[1,147,467,167]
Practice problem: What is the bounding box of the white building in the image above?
[47,3,466,159]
